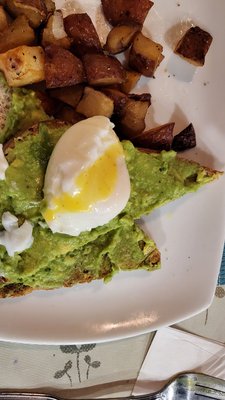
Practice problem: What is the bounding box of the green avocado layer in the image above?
[0,72,48,143]
[0,221,159,290]
[3,121,218,223]
[0,119,220,294]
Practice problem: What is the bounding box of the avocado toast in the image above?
[0,108,221,297]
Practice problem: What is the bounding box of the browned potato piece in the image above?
[83,53,125,86]
[117,93,151,138]
[44,44,85,89]
[0,15,35,53]
[101,0,154,26]
[64,13,102,56]
[120,69,141,93]
[76,87,114,118]
[35,90,60,116]
[175,26,213,66]
[42,10,71,49]
[172,123,196,152]
[55,105,85,124]
[133,122,175,150]
[104,24,140,54]
[101,88,128,117]
[49,84,84,108]
[0,45,45,87]
[5,0,47,28]
[0,6,11,32]
[129,32,164,77]
[45,0,55,15]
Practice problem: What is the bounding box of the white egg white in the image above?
[0,143,8,180]
[42,116,131,236]
[0,212,34,256]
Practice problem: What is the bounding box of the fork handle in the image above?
[0,395,58,400]
[0,393,163,400]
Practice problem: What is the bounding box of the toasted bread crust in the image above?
[138,147,223,178]
[3,119,69,154]
[0,283,33,298]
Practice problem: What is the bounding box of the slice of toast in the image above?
[123,141,222,219]
[0,121,222,297]
[0,221,160,298]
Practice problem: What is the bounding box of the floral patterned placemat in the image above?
[0,285,224,397]
[0,333,152,398]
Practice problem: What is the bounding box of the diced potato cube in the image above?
[83,53,125,86]
[120,69,141,93]
[133,122,175,150]
[5,0,47,28]
[117,93,151,137]
[44,44,85,89]
[64,13,102,56]
[129,32,164,77]
[175,26,213,66]
[0,45,45,87]
[104,24,140,54]
[42,10,71,49]
[76,87,114,118]
[101,0,153,26]
[0,15,35,53]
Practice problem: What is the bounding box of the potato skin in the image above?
[101,0,154,26]
[44,44,85,88]
[175,26,213,66]
[104,24,140,54]
[117,93,151,138]
[172,123,196,151]
[83,53,125,86]
[64,13,102,57]
[133,123,175,150]
[129,32,164,77]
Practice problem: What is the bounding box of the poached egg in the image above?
[42,116,130,236]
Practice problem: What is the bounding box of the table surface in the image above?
[0,285,224,398]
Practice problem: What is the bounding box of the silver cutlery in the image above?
[0,372,225,400]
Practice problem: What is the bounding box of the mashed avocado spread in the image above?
[0,73,48,143]
[0,86,220,296]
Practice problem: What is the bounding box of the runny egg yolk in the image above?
[43,142,123,222]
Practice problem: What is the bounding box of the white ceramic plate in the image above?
[0,0,225,344]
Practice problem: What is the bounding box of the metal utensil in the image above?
[0,372,225,400]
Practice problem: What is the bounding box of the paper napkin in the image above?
[132,326,225,395]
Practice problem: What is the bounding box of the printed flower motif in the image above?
[84,354,101,379]
[54,343,101,385]
[54,360,73,386]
